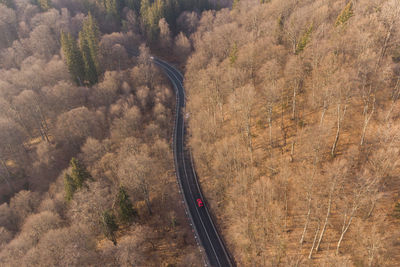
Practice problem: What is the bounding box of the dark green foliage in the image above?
[79,13,100,85]
[104,0,124,20]
[61,32,85,86]
[139,0,210,41]
[0,0,14,8]
[70,157,91,188]
[335,2,353,27]
[140,0,165,41]
[394,202,400,219]
[64,173,76,202]
[392,47,400,63]
[102,210,119,245]
[115,186,137,223]
[229,43,238,65]
[31,0,51,11]
[232,0,240,9]
[61,14,100,86]
[38,0,51,10]
[79,36,99,85]
[125,0,141,14]
[63,158,91,201]
[296,25,313,54]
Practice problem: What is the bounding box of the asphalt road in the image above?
[153,58,234,267]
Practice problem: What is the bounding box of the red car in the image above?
[196,198,204,207]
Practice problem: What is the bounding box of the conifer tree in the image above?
[70,157,91,189]
[115,186,137,223]
[295,25,313,54]
[38,0,51,11]
[0,0,14,8]
[79,13,100,85]
[61,32,85,86]
[125,0,141,14]
[104,0,122,20]
[102,210,118,245]
[335,2,353,27]
[64,158,91,201]
[64,173,76,202]
[79,35,99,85]
[31,0,51,11]
[394,202,400,219]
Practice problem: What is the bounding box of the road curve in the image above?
[153,57,234,267]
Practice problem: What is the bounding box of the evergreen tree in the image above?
[140,0,167,41]
[335,2,353,27]
[104,0,123,20]
[232,0,240,9]
[38,0,51,11]
[31,0,51,11]
[0,0,14,8]
[229,43,238,65]
[125,0,141,15]
[295,25,313,54]
[79,35,99,85]
[63,158,91,201]
[61,32,85,86]
[394,201,400,219]
[102,210,119,245]
[64,173,76,202]
[115,186,137,223]
[79,13,100,85]
[70,157,91,189]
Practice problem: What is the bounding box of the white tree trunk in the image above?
[331,104,346,157]
[309,223,320,259]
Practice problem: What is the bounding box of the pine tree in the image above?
[64,173,76,202]
[79,13,100,85]
[104,0,123,20]
[0,0,14,8]
[61,32,85,86]
[64,158,91,201]
[79,34,99,85]
[102,210,119,245]
[31,0,51,11]
[232,0,240,9]
[38,0,51,11]
[295,24,313,54]
[229,43,238,65]
[115,186,137,223]
[335,2,353,27]
[125,0,141,15]
[70,157,91,189]
[394,201,400,219]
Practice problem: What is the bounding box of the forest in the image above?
[1,0,399,266]
[0,0,217,265]
[185,0,400,266]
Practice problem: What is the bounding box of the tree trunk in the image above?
[145,196,152,215]
[309,223,320,259]
[292,85,297,120]
[360,97,375,147]
[290,141,295,162]
[268,106,273,147]
[386,77,400,121]
[0,158,14,193]
[320,102,327,126]
[300,196,312,244]
[331,104,346,157]
[316,174,338,252]
[336,208,356,255]
[315,192,332,251]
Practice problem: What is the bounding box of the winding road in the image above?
[153,58,234,267]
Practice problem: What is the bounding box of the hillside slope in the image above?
[185,0,400,265]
